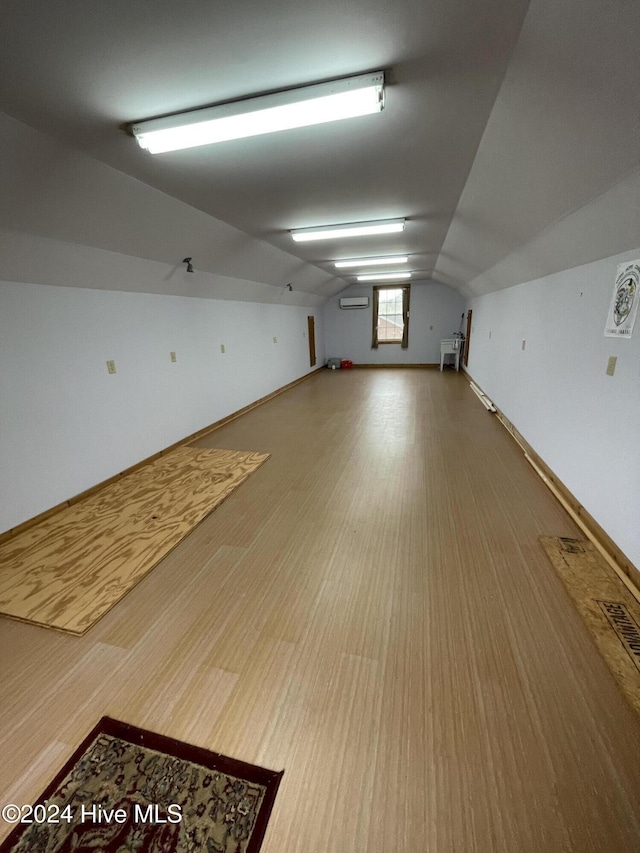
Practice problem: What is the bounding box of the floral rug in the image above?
[0,717,283,852]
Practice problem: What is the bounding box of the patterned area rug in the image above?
[0,447,269,634]
[0,718,283,852]
[540,536,640,717]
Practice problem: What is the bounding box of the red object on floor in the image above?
[341,360,353,369]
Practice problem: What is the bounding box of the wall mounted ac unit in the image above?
[339,296,369,309]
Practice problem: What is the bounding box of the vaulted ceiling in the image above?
[1,0,638,300]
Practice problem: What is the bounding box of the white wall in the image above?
[467,248,640,572]
[323,280,466,364]
[1,277,324,533]
[0,113,329,534]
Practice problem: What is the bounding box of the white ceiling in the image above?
[1,0,638,299]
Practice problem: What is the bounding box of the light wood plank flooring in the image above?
[1,369,640,851]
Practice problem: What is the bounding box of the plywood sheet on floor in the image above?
[540,535,640,716]
[0,447,268,635]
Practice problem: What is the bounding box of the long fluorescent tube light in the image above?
[335,256,408,269]
[291,218,405,243]
[131,72,384,153]
[357,272,411,281]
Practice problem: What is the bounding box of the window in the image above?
[372,285,410,349]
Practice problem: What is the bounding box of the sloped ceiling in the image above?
[0,0,638,299]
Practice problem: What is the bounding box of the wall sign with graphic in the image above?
[605,260,639,337]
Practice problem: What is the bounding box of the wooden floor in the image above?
[2,369,640,852]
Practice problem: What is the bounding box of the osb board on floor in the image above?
[0,447,268,636]
[541,536,640,715]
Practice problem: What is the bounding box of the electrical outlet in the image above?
[521,339,526,350]
[273,336,278,344]
[106,360,116,374]
[170,351,177,362]
[606,356,617,376]
[220,344,225,353]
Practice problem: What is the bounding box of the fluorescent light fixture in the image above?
[357,272,412,281]
[291,218,405,243]
[335,256,408,269]
[131,72,384,153]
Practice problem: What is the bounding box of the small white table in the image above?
[440,338,464,371]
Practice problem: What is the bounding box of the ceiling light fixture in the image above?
[291,218,405,243]
[335,255,408,269]
[356,272,412,281]
[131,72,385,154]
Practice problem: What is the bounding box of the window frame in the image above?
[371,284,410,348]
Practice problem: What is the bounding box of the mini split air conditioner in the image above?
[339,296,369,309]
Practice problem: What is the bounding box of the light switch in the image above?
[220,344,225,353]
[521,339,526,350]
[273,336,278,344]
[106,360,116,374]
[606,356,617,376]
[170,351,177,362]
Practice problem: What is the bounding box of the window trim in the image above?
[371,284,410,349]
